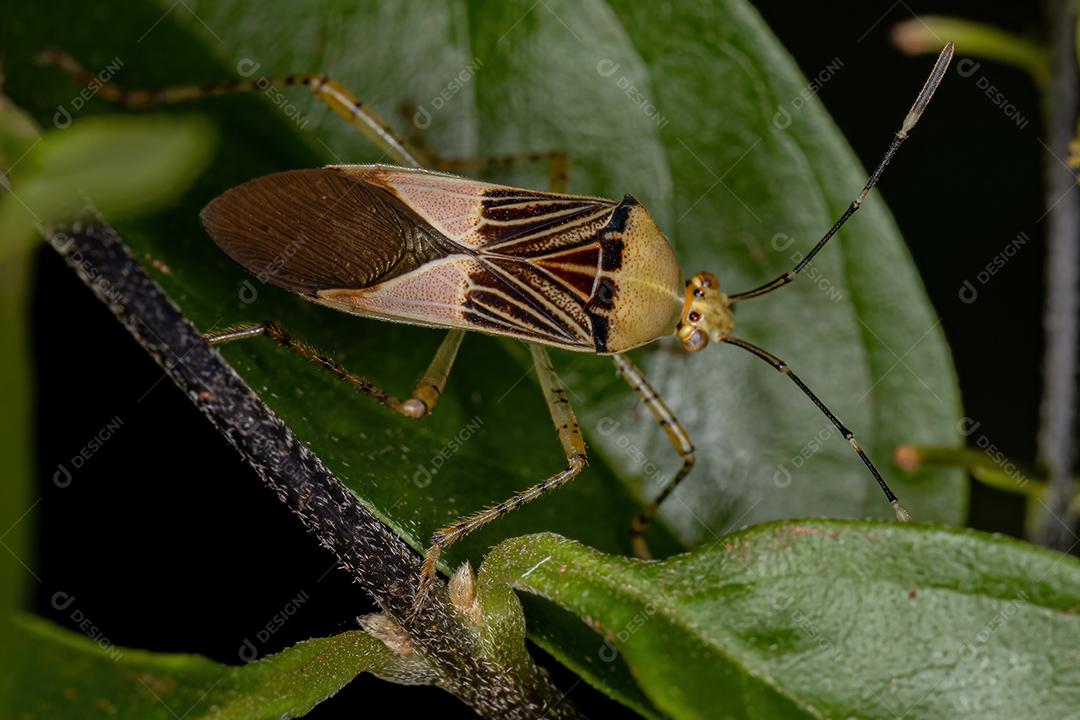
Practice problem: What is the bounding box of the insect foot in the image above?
[410,539,447,615]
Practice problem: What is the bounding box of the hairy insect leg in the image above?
[611,354,696,559]
[36,47,426,167]
[206,323,464,419]
[396,101,570,191]
[434,152,570,193]
[415,343,587,602]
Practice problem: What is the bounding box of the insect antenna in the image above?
[729,41,954,304]
[722,335,911,521]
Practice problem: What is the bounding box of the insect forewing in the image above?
[201,165,675,353]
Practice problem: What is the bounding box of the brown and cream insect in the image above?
[42,42,954,598]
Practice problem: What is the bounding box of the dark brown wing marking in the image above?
[458,190,633,352]
[481,257,590,338]
[200,167,459,295]
[476,190,615,256]
[533,245,602,300]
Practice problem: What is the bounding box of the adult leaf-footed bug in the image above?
[39,41,954,600]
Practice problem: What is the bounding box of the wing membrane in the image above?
[200,167,457,295]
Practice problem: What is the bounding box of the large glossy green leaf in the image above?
[550,0,965,540]
[168,0,963,539]
[12,615,433,719]
[3,0,963,711]
[482,522,1080,719]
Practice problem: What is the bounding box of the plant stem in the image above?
[51,222,582,720]
[1039,0,1080,552]
[891,17,1050,87]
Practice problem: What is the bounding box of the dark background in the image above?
[29,2,1048,717]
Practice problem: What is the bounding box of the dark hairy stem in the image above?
[51,222,581,719]
[1038,0,1080,551]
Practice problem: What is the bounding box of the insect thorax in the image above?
[592,198,684,354]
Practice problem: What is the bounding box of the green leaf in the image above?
[12,614,434,719]
[550,0,965,541]
[0,114,215,261]
[482,522,1080,719]
[3,0,963,711]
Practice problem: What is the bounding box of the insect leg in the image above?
[205,323,464,419]
[434,152,570,193]
[611,354,696,559]
[393,102,570,191]
[416,343,587,599]
[36,47,426,167]
[403,329,466,418]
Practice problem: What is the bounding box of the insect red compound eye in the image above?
[693,288,705,298]
[689,311,701,323]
